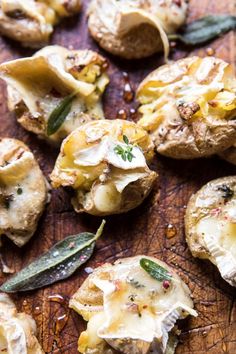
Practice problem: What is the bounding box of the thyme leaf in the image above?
[114,135,135,162]
[140,258,172,282]
[0,220,106,293]
[168,15,236,46]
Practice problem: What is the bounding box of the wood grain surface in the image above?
[0,1,236,353]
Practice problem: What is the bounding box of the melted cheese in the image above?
[51,120,156,215]
[70,256,197,354]
[0,139,48,247]
[88,0,188,60]
[0,294,44,354]
[0,46,109,144]
[196,199,236,284]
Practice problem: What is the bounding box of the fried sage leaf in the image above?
[47,92,77,136]
[168,15,236,46]
[0,220,105,293]
[140,258,172,282]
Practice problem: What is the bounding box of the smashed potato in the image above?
[87,0,188,59]
[0,138,49,247]
[0,46,109,144]
[185,176,236,287]
[0,293,44,353]
[137,56,236,159]
[50,119,157,216]
[0,0,81,47]
[70,255,197,354]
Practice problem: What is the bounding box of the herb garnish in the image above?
[114,135,135,162]
[168,15,236,46]
[140,258,172,282]
[47,92,77,136]
[0,220,106,293]
[217,184,234,201]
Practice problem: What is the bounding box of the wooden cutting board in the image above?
[0,0,236,353]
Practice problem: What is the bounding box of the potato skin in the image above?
[0,46,109,144]
[137,57,236,159]
[0,138,49,246]
[51,119,157,216]
[0,0,81,47]
[185,176,236,261]
[87,0,188,59]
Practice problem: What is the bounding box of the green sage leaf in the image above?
[0,220,106,293]
[47,92,77,136]
[140,258,172,282]
[168,15,236,46]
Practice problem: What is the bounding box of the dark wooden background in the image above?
[0,0,236,353]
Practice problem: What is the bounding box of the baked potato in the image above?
[50,119,157,216]
[219,144,236,165]
[87,0,188,60]
[0,138,49,247]
[0,46,109,144]
[185,176,236,287]
[70,255,197,354]
[0,0,81,47]
[0,293,44,353]
[137,56,236,159]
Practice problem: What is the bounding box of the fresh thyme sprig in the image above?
[114,135,135,162]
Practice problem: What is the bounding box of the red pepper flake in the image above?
[173,0,182,7]
[163,280,171,290]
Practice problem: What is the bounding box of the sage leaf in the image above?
[168,15,236,46]
[47,92,77,136]
[0,220,105,293]
[140,258,172,282]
